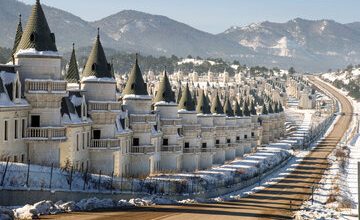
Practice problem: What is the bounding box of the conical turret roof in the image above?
[123,54,148,95]
[243,100,251,116]
[178,83,195,111]
[9,14,23,61]
[196,90,211,114]
[64,43,80,83]
[268,103,274,114]
[234,100,243,117]
[279,102,284,112]
[154,70,175,103]
[274,102,279,113]
[250,100,257,115]
[82,29,112,79]
[223,97,234,117]
[16,0,57,52]
[262,103,268,115]
[211,91,224,114]
[176,86,182,103]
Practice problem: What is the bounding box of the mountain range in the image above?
[1,0,360,72]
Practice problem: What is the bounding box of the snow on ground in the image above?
[7,196,178,219]
[295,82,360,220]
[213,109,331,201]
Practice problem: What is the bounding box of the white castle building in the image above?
[0,0,286,178]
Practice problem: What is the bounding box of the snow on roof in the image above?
[15,48,61,57]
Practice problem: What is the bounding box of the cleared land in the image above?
[45,77,353,220]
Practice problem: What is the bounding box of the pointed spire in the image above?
[268,103,274,114]
[176,85,182,103]
[274,102,279,113]
[196,90,211,114]
[243,100,251,116]
[123,54,148,95]
[250,100,257,115]
[279,102,284,112]
[82,30,112,79]
[154,70,175,103]
[211,91,224,114]
[178,83,195,111]
[9,14,23,61]
[16,0,57,52]
[234,100,243,117]
[223,97,234,117]
[64,43,80,83]
[262,103,268,115]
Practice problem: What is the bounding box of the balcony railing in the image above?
[161,119,182,126]
[25,80,67,93]
[200,148,214,153]
[88,101,122,111]
[90,139,120,149]
[161,145,182,152]
[25,127,66,141]
[130,146,155,154]
[215,143,228,148]
[183,148,199,153]
[129,114,157,123]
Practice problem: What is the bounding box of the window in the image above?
[227,139,231,144]
[87,132,90,147]
[133,138,139,146]
[244,135,248,139]
[14,155,17,162]
[14,119,18,139]
[184,142,190,148]
[202,143,207,148]
[30,32,36,42]
[82,133,85,149]
[216,139,220,145]
[93,130,101,139]
[163,139,168,146]
[4,120,8,141]
[251,132,255,137]
[21,119,26,138]
[236,136,240,141]
[30,115,40,127]
[21,154,24,163]
[177,128,182,136]
[76,134,79,151]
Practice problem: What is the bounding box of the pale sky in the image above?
[19,0,360,34]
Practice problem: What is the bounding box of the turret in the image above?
[81,29,116,101]
[122,54,152,114]
[15,0,62,81]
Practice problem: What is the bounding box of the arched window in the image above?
[91,63,97,71]
[30,32,36,42]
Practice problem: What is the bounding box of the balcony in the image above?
[161,119,182,126]
[89,139,120,149]
[25,80,67,94]
[130,146,155,154]
[129,114,157,124]
[200,148,214,153]
[161,145,182,152]
[24,127,66,141]
[215,143,228,149]
[183,148,199,153]
[88,101,122,112]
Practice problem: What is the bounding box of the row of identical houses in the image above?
[0,0,285,177]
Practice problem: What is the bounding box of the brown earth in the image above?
[43,77,352,220]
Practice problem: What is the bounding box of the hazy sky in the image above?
[19,0,360,34]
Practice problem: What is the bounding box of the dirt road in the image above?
[45,77,353,220]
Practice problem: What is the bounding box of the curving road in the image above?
[46,77,353,220]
